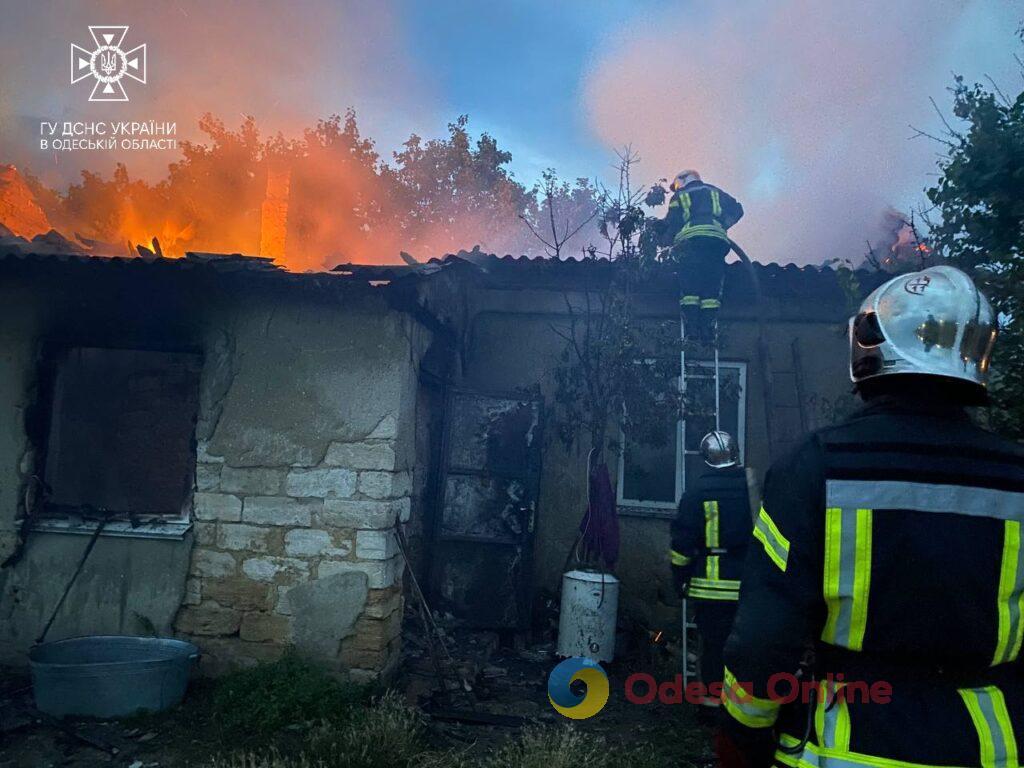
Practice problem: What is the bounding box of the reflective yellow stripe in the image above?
[691,576,740,590]
[704,500,720,549]
[688,587,739,601]
[710,188,722,217]
[722,667,780,728]
[815,681,851,751]
[680,192,691,220]
[705,500,721,584]
[822,507,873,651]
[680,294,700,306]
[774,744,799,767]
[851,508,873,650]
[707,553,720,580]
[959,686,1018,768]
[753,506,790,573]
[674,224,729,242]
[776,732,965,768]
[700,298,721,310]
[993,519,1024,665]
[669,549,691,567]
[823,507,842,644]
[668,195,680,208]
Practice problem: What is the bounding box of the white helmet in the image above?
[849,265,996,391]
[700,430,739,468]
[670,169,701,192]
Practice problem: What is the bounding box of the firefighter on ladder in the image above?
[658,170,744,343]
[716,266,1023,767]
[670,430,753,713]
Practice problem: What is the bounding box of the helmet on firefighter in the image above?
[849,265,997,393]
[700,430,739,468]
[670,169,701,192]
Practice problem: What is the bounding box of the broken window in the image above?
[618,361,746,514]
[38,347,201,528]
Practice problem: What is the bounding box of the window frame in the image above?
[28,344,201,540]
[616,359,747,517]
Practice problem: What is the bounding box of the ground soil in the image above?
[0,623,714,766]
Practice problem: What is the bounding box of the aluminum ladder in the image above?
[679,307,721,692]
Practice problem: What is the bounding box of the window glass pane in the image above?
[684,366,741,452]
[685,453,709,490]
[618,362,745,507]
[621,417,677,504]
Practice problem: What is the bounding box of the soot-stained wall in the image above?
[0,258,429,680]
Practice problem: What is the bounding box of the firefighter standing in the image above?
[670,430,753,707]
[658,170,744,340]
[717,266,1023,767]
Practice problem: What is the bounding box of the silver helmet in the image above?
[700,430,739,468]
[849,265,996,390]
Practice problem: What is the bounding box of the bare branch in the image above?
[519,213,556,254]
[864,240,880,270]
[908,124,958,149]
[929,96,962,140]
[563,207,600,243]
[985,75,1013,108]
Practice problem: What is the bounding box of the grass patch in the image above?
[487,726,679,768]
[207,692,425,768]
[128,654,707,766]
[206,708,697,768]
[209,653,368,742]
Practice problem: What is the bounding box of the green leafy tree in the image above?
[18,112,597,266]
[542,150,683,457]
[924,46,1024,435]
[379,115,535,257]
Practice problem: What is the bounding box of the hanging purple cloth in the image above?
[578,457,620,568]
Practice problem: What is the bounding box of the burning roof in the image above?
[0,165,51,239]
[0,224,887,326]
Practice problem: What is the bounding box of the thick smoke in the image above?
[0,0,433,188]
[582,0,1021,265]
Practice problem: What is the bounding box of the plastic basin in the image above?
[29,635,199,718]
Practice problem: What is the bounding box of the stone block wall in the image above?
[166,290,428,681]
[176,433,410,682]
[0,265,428,671]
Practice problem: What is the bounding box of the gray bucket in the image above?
[29,635,199,718]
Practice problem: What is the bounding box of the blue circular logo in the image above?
[547,656,609,719]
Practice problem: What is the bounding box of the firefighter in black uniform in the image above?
[658,170,743,341]
[717,265,1023,767]
[671,430,753,707]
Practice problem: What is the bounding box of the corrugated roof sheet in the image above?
[334,250,888,303]
[2,235,889,312]
[0,238,395,290]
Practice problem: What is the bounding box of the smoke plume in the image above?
[0,0,433,188]
[582,0,1021,264]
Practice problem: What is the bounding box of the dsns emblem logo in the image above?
[547,657,609,719]
[71,26,147,102]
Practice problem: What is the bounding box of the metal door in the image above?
[429,389,542,629]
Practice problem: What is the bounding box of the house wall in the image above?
[459,284,858,633]
[0,264,427,680]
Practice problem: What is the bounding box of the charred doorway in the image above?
[428,390,542,630]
